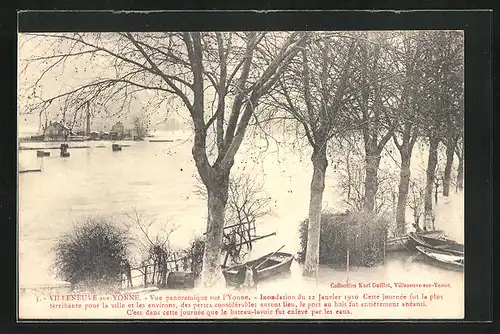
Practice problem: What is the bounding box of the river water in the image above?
[18,130,463,297]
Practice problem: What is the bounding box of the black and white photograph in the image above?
[17,25,466,319]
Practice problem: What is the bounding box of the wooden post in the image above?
[222,249,231,268]
[152,262,157,285]
[346,249,350,284]
[161,267,167,288]
[346,249,350,272]
[383,238,386,264]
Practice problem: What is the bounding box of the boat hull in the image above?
[386,230,444,252]
[36,150,50,157]
[166,272,195,289]
[112,144,122,151]
[222,252,294,287]
[407,232,464,256]
[415,246,464,271]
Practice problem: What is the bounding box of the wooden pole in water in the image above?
[346,249,350,284]
[383,238,386,264]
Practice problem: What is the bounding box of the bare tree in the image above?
[348,32,400,213]
[132,115,149,139]
[443,102,463,196]
[419,31,464,230]
[455,136,464,191]
[391,31,427,235]
[124,209,177,286]
[20,32,307,286]
[269,33,358,277]
[407,178,426,230]
[333,137,366,213]
[194,172,273,264]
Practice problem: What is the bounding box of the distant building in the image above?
[110,122,125,140]
[44,121,74,141]
[100,132,111,140]
[90,131,100,140]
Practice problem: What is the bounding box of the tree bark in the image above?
[443,137,457,196]
[395,149,412,235]
[346,150,351,200]
[424,138,439,230]
[200,169,230,287]
[363,151,381,213]
[303,144,328,278]
[456,154,464,191]
[434,178,439,204]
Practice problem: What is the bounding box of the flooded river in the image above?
[18,130,463,293]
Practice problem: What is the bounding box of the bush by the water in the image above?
[185,236,205,278]
[53,218,130,290]
[298,211,389,267]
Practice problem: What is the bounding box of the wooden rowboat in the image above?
[407,232,464,256]
[415,246,464,271]
[386,230,445,252]
[222,252,294,287]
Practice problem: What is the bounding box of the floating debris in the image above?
[60,143,70,157]
[149,139,174,143]
[19,169,42,174]
[36,150,50,157]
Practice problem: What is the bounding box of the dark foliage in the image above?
[298,211,389,267]
[53,217,130,289]
[185,236,205,278]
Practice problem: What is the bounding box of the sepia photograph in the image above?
[17,28,465,320]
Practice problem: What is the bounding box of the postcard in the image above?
[17,18,465,320]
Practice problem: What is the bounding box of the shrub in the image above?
[53,217,130,290]
[184,236,205,278]
[298,211,389,267]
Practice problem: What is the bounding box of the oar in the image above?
[253,245,285,271]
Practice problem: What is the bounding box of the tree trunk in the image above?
[443,137,456,196]
[200,169,230,287]
[303,145,328,278]
[395,150,411,236]
[346,150,351,200]
[364,152,381,213]
[456,153,464,191]
[434,178,439,204]
[424,138,439,230]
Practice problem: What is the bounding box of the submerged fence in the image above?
[120,251,191,289]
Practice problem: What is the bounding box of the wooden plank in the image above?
[19,169,42,173]
[202,222,258,235]
[231,232,276,248]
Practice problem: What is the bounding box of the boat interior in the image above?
[225,252,291,273]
